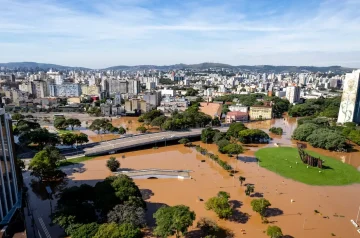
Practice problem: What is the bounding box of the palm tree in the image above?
[239,176,246,186]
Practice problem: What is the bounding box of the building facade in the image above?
[249,106,273,120]
[0,106,20,225]
[49,83,81,97]
[225,111,249,123]
[286,86,301,104]
[337,70,360,124]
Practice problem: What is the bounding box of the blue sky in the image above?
[0,0,359,68]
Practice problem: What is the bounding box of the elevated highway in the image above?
[63,126,228,158]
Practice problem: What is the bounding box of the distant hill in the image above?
[104,63,353,73]
[0,62,90,71]
[0,61,354,73]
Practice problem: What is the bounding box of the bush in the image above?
[106,157,120,172]
[269,127,283,135]
[238,129,270,144]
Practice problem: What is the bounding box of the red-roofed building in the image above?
[225,111,249,123]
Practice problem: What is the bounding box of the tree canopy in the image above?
[93,223,142,238]
[153,205,196,238]
[226,122,247,138]
[205,192,232,219]
[19,128,60,149]
[289,97,340,118]
[238,129,270,144]
[107,204,145,227]
[28,146,65,181]
[266,225,283,238]
[251,198,271,218]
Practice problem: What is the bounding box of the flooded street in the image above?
[24,117,360,238]
[63,143,360,238]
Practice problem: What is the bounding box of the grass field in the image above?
[255,147,360,186]
[58,156,96,167]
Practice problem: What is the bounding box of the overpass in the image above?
[114,169,192,179]
[63,127,228,158]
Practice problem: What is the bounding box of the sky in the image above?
[0,0,360,69]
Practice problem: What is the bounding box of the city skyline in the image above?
[1,0,360,68]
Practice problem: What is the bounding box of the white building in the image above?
[286,86,301,104]
[49,83,81,97]
[228,104,248,113]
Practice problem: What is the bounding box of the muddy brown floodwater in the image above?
[111,116,160,134]
[66,141,360,238]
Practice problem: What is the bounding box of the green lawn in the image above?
[58,156,96,167]
[57,130,79,135]
[255,147,360,186]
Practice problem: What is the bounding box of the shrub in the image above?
[106,157,120,172]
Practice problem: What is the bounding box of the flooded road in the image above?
[64,144,360,238]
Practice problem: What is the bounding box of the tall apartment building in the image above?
[337,70,360,124]
[0,102,21,225]
[128,80,140,95]
[31,80,48,98]
[286,86,300,104]
[143,91,161,107]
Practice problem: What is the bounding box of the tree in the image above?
[216,139,230,153]
[213,132,227,143]
[107,204,146,227]
[54,117,68,130]
[201,128,219,144]
[61,133,77,146]
[348,130,360,145]
[292,123,320,141]
[136,126,147,133]
[70,223,99,238]
[89,119,109,134]
[107,157,120,172]
[118,126,126,135]
[238,129,270,144]
[269,127,283,135]
[266,225,283,238]
[205,193,232,219]
[28,146,66,181]
[106,175,145,208]
[226,122,247,138]
[153,205,196,238]
[221,143,243,158]
[196,217,219,236]
[185,88,198,96]
[93,223,142,238]
[178,138,190,144]
[151,115,167,128]
[245,184,254,196]
[251,198,271,218]
[19,128,60,149]
[14,120,40,135]
[239,176,246,186]
[211,117,221,127]
[12,113,25,123]
[66,118,81,130]
[217,191,230,199]
[76,133,89,145]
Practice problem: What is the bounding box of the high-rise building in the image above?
[337,70,360,124]
[286,86,300,104]
[128,80,140,95]
[0,100,20,225]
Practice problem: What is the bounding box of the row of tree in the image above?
[54,117,81,130]
[89,118,126,134]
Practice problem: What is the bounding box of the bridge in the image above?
[114,169,192,179]
[63,127,228,158]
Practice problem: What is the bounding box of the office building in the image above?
[286,86,301,104]
[337,70,360,124]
